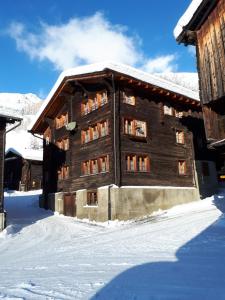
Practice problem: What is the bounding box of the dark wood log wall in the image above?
[0,120,6,212]
[42,75,207,196]
[197,0,225,105]
[196,0,225,141]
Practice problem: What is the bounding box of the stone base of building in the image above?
[0,212,6,232]
[43,186,201,222]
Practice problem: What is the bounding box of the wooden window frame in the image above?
[87,190,98,206]
[58,165,69,180]
[124,118,147,138]
[122,91,136,106]
[81,90,108,116]
[55,113,68,129]
[126,154,150,173]
[176,130,185,145]
[164,104,174,116]
[178,160,187,176]
[81,120,109,144]
[81,155,109,176]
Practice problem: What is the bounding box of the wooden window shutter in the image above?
[132,120,135,135]
[133,155,137,171]
[106,155,109,172]
[146,157,150,172]
[89,127,93,141]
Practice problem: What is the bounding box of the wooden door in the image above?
[64,193,76,217]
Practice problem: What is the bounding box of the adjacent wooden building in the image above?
[4,148,42,191]
[0,113,22,231]
[174,0,225,181]
[30,62,217,221]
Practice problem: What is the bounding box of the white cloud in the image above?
[7,13,177,73]
[187,45,196,57]
[142,55,178,73]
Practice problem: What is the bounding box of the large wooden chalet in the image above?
[174,0,225,182]
[0,113,22,231]
[4,148,42,191]
[30,62,217,221]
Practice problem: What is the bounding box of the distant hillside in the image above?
[154,72,199,93]
[0,93,42,116]
[0,93,43,153]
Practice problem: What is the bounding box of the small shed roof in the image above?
[6,147,43,162]
[0,112,22,123]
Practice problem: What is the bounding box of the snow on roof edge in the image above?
[29,61,200,132]
[174,0,203,40]
[6,147,43,161]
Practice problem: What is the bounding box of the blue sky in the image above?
[0,0,195,99]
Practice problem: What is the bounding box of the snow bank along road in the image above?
[0,190,225,299]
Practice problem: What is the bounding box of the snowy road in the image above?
[0,191,225,299]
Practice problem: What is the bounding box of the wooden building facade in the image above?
[0,114,22,231]
[30,62,217,221]
[4,148,42,191]
[175,0,225,181]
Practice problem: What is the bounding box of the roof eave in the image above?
[176,0,217,45]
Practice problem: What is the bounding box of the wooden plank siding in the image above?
[0,121,6,213]
[197,0,225,104]
[40,74,209,198]
[195,0,225,142]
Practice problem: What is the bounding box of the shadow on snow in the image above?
[4,192,53,235]
[91,192,225,300]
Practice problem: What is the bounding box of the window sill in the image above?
[125,171,150,174]
[124,134,147,142]
[81,134,109,146]
[81,103,108,117]
[80,171,109,178]
[83,205,98,208]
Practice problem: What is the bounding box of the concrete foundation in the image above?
[43,186,200,222]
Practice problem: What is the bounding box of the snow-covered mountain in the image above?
[154,72,199,93]
[0,93,42,116]
[0,93,43,154]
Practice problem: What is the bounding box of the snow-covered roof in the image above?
[174,0,203,39]
[29,61,200,132]
[6,147,43,161]
[0,112,22,122]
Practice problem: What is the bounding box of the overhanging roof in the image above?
[29,61,200,134]
[174,0,217,44]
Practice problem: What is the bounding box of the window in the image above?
[44,127,51,145]
[81,90,108,116]
[123,92,135,105]
[56,137,69,150]
[100,120,108,137]
[175,110,183,118]
[124,119,147,137]
[81,120,109,144]
[126,155,150,172]
[176,130,185,145]
[82,161,90,175]
[164,105,173,116]
[81,155,109,176]
[202,162,210,176]
[87,191,98,206]
[178,160,186,175]
[91,159,98,174]
[58,166,69,180]
[55,113,68,129]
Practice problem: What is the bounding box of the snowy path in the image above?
[0,191,225,299]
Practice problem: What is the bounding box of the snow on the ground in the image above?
[0,190,225,299]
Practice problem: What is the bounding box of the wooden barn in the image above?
[174,0,225,182]
[29,62,218,221]
[0,113,22,231]
[4,148,42,191]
